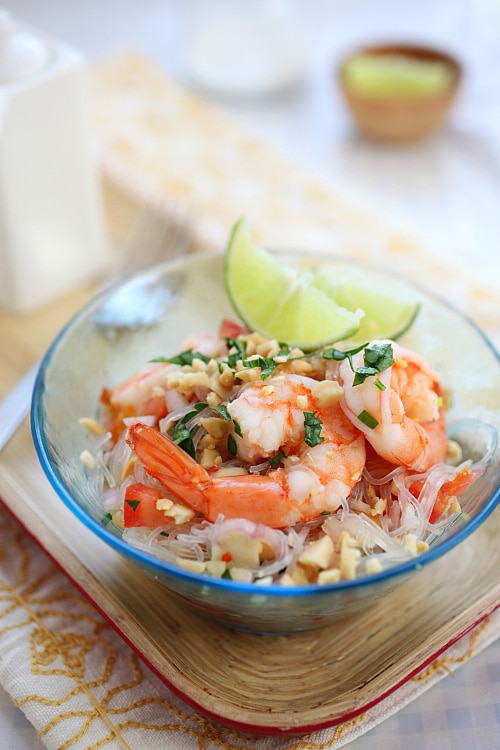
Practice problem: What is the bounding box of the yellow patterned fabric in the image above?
[1,504,499,749]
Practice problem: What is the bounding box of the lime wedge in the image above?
[342,54,454,99]
[312,267,420,343]
[224,218,363,350]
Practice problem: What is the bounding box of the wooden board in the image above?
[0,418,499,735]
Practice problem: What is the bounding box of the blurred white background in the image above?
[3,0,500,278]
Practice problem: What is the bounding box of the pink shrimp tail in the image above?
[126,421,209,515]
[126,422,296,527]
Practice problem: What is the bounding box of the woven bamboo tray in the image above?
[0,417,499,736]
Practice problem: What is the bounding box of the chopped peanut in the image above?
[191,357,208,372]
[446,439,463,465]
[339,532,362,579]
[299,535,334,570]
[229,567,254,583]
[199,447,222,469]
[205,560,227,577]
[296,394,309,410]
[261,385,275,397]
[156,498,196,524]
[121,456,136,481]
[312,379,343,408]
[177,558,206,573]
[290,566,313,585]
[199,416,230,440]
[79,449,96,470]
[279,573,297,587]
[255,338,281,358]
[111,510,124,530]
[403,533,418,556]
[234,367,261,383]
[286,358,313,375]
[79,417,108,437]
[365,557,384,575]
[213,530,274,567]
[317,567,342,585]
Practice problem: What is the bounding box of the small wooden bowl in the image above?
[338,42,462,143]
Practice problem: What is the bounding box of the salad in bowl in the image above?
[32,219,500,632]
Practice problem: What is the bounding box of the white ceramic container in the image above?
[0,10,107,312]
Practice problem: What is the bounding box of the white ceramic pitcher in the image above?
[0,10,107,312]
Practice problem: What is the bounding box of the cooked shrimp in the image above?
[107,363,172,418]
[100,362,174,442]
[338,341,447,472]
[126,374,366,528]
[102,333,227,440]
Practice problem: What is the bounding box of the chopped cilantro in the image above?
[178,402,208,425]
[169,402,209,460]
[242,355,279,380]
[358,409,379,429]
[102,512,113,524]
[237,345,300,380]
[151,349,211,366]
[364,342,394,372]
[323,342,394,387]
[227,433,238,456]
[322,342,367,367]
[303,411,324,447]
[225,337,247,367]
[352,366,379,386]
[269,450,285,468]
[210,404,241,437]
[171,424,196,459]
[211,404,231,421]
[125,499,140,512]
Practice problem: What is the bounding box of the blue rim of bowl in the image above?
[30,251,500,600]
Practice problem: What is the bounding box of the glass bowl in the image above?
[338,42,462,143]
[31,251,500,633]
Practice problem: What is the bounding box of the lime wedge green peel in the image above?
[311,268,420,343]
[223,217,420,350]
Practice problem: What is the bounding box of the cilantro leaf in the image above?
[171,424,196,459]
[358,409,379,429]
[323,342,367,363]
[241,356,279,380]
[323,342,394,387]
[269,450,285,468]
[225,337,247,367]
[151,349,211,366]
[303,411,324,448]
[125,499,140,512]
[227,433,238,456]
[178,402,208,425]
[211,404,231,421]
[364,342,395,372]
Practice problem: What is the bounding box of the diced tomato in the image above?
[221,551,233,563]
[123,482,170,528]
[409,466,476,523]
[218,318,249,340]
